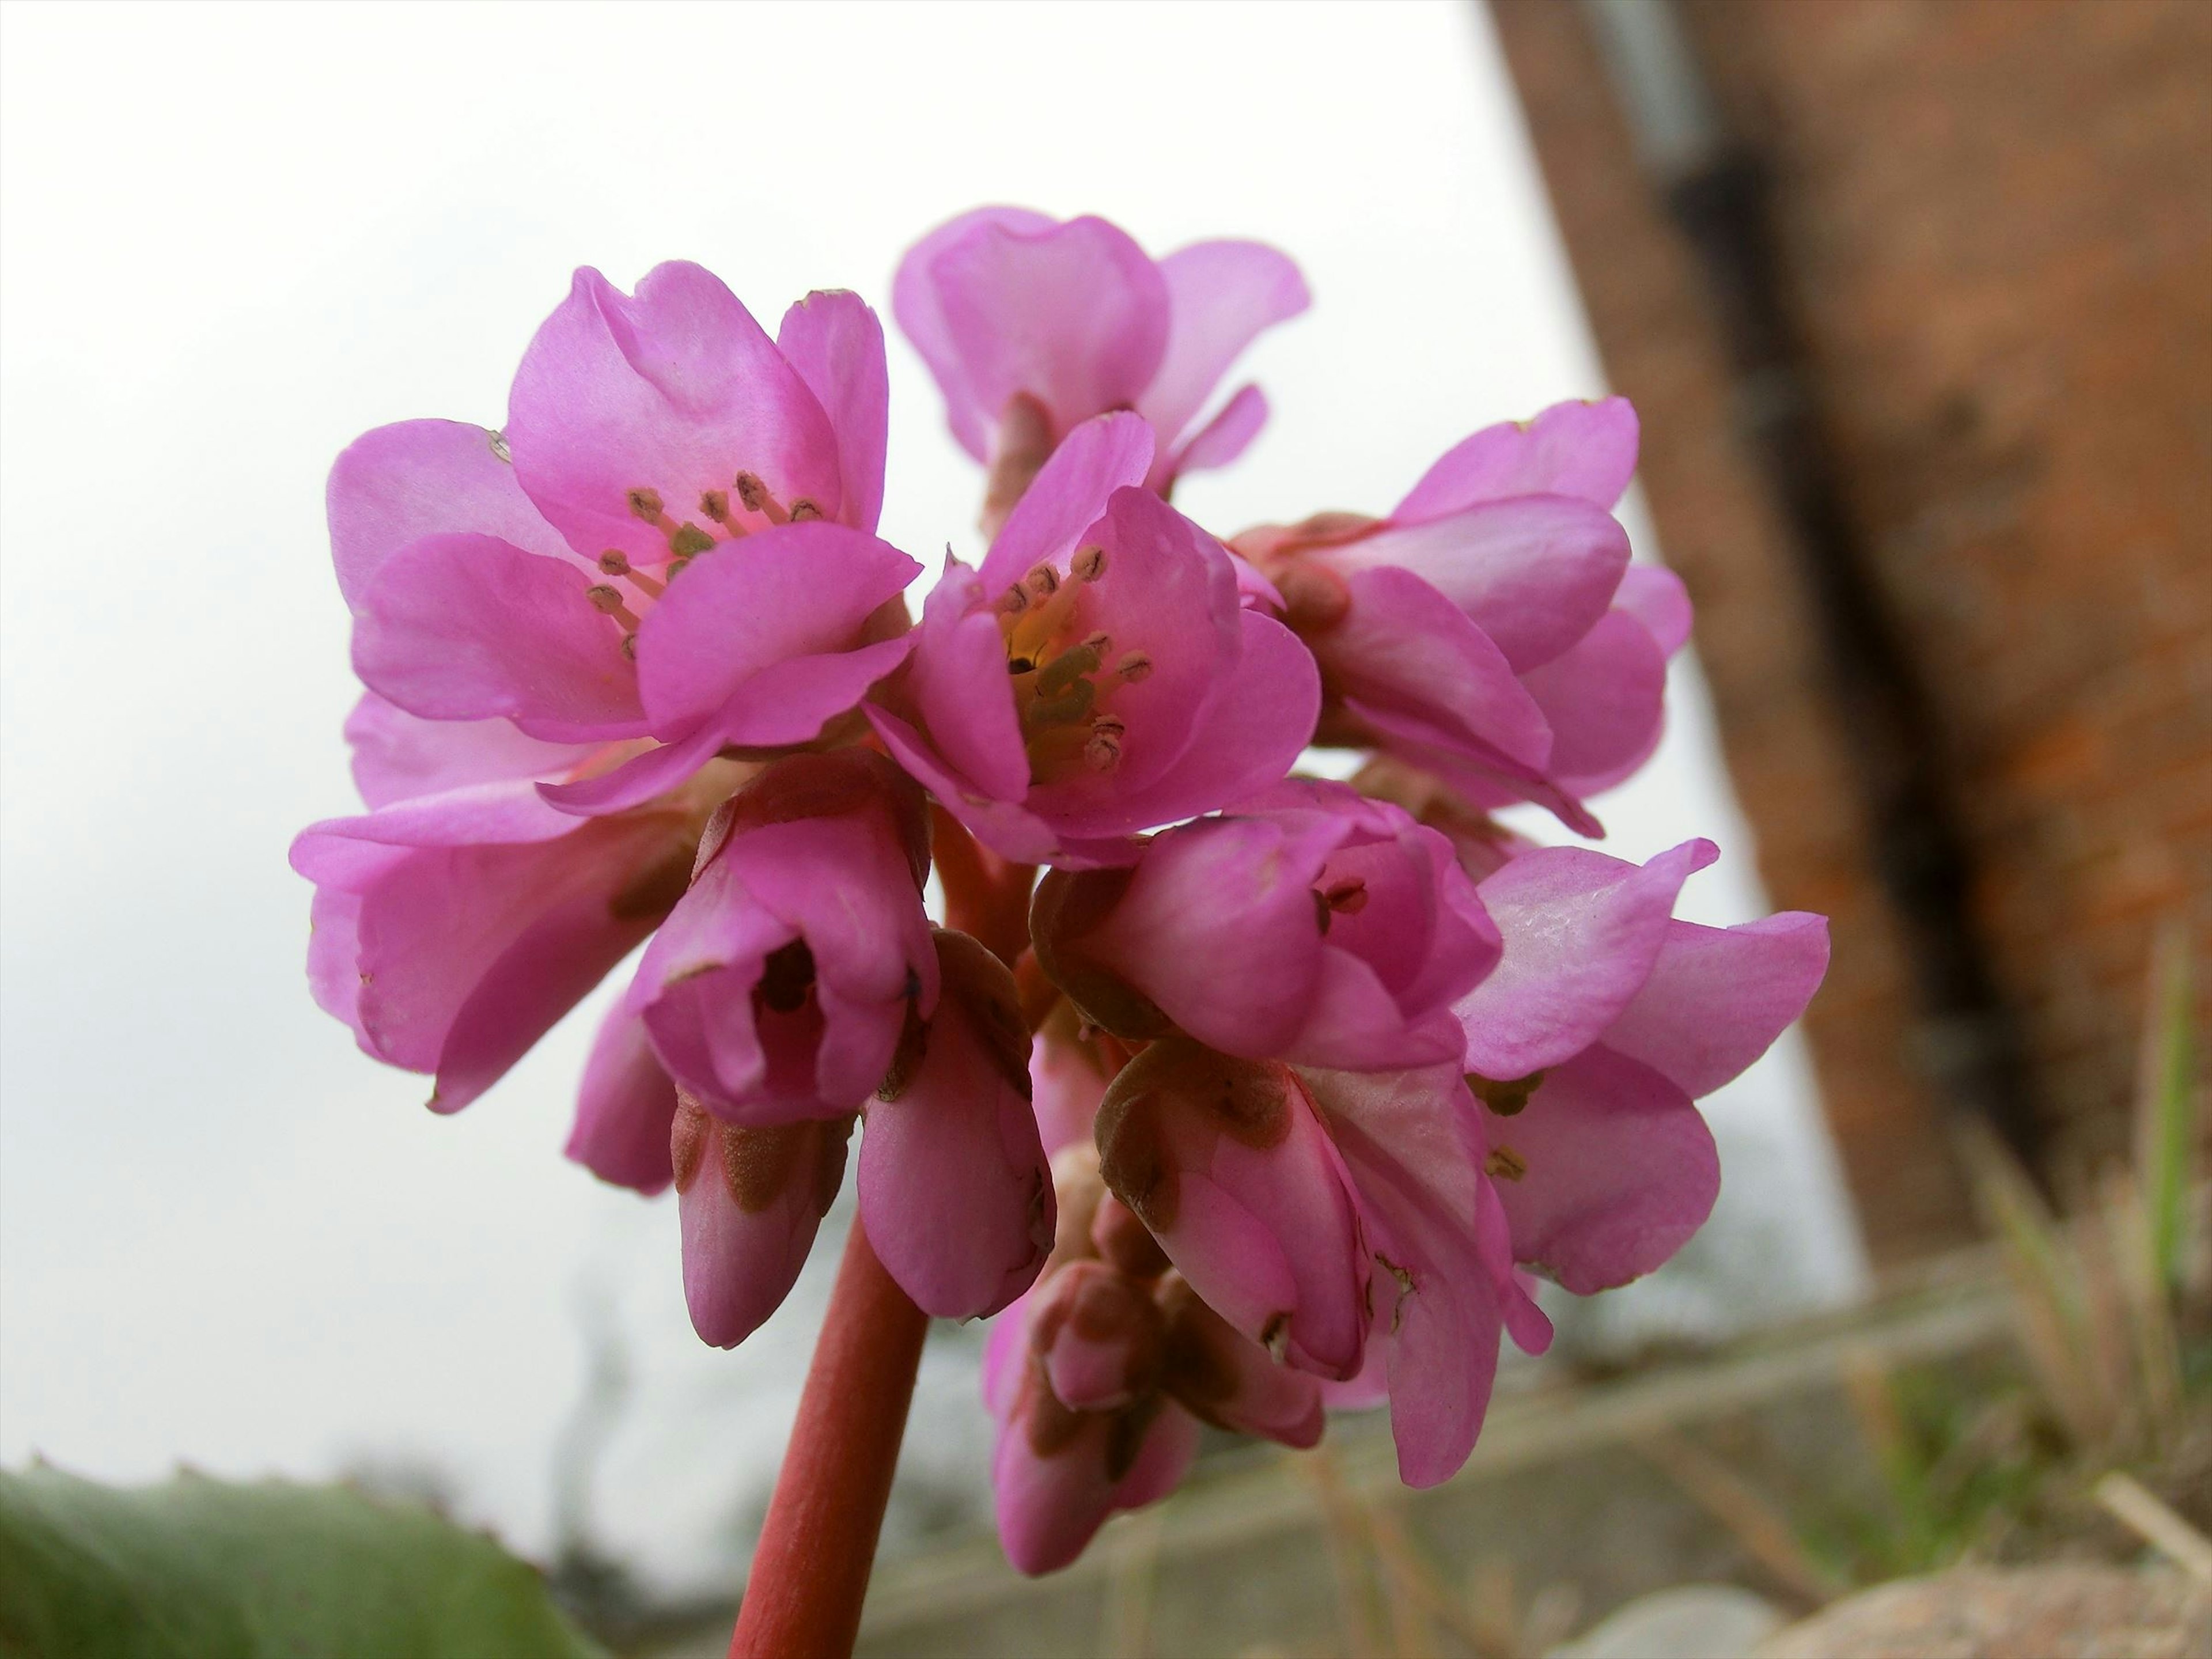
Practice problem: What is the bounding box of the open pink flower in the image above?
[332,266,921,825]
[1031,779,1500,1071]
[1455,840,1830,1293]
[1234,399,1690,835]
[867,414,1320,867]
[984,1150,1321,1574]
[895,208,1308,495]
[290,694,728,1113]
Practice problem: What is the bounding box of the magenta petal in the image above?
[675,1108,850,1349]
[865,705,1064,865]
[566,998,679,1194]
[506,263,840,568]
[351,533,646,741]
[930,215,1171,447]
[907,559,1030,804]
[1323,565,1552,770]
[978,412,1155,592]
[344,694,593,809]
[1457,839,1717,1081]
[1326,497,1631,672]
[1604,911,1831,1097]
[1307,1064,1503,1487]
[1483,1043,1718,1293]
[1160,1284,1325,1446]
[536,720,729,818]
[992,1385,1200,1577]
[1393,398,1641,519]
[893,206,1059,459]
[638,522,920,735]
[327,419,579,609]
[861,934,1052,1320]
[1613,564,1693,656]
[1139,240,1309,449]
[777,290,889,534]
[1517,608,1669,783]
[1162,383,1271,487]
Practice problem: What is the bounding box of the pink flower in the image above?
[1455,840,1830,1293]
[983,1150,1322,1575]
[866,414,1320,867]
[332,266,922,825]
[290,694,728,1113]
[895,208,1309,496]
[1234,399,1691,835]
[1031,778,1500,1071]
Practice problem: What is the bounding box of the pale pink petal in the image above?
[861,933,1052,1320]
[892,206,1059,459]
[1392,398,1640,519]
[1161,383,1271,487]
[865,705,1064,866]
[906,559,1030,804]
[776,290,889,533]
[674,1107,850,1349]
[344,694,593,809]
[506,263,840,569]
[977,412,1155,592]
[566,998,679,1194]
[1480,1043,1717,1293]
[1516,608,1669,783]
[351,533,646,742]
[1457,839,1717,1081]
[1613,564,1693,656]
[1139,240,1309,450]
[327,418,579,609]
[1322,497,1630,672]
[1603,912,1830,1098]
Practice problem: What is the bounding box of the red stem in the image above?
[728,1217,929,1659]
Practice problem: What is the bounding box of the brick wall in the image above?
[1489,0,2211,1262]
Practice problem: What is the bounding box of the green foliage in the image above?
[2136,922,2200,1302]
[0,1463,606,1659]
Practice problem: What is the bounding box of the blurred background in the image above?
[0,2,2203,1656]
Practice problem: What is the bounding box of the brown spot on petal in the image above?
[722,1121,806,1213]
[1092,1194,1171,1280]
[671,1100,710,1194]
[1023,1361,1087,1457]
[1103,1395,1161,1482]
[1028,869,1173,1040]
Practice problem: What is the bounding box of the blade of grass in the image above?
[2094,1472,2212,1583]
[1634,1430,1848,1605]
[2135,921,2200,1302]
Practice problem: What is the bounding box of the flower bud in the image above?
[1029,1259,1166,1412]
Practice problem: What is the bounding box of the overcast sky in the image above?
[0,0,1862,1593]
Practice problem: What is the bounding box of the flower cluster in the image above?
[294,209,1827,1575]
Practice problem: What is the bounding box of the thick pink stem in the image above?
[728,1218,929,1659]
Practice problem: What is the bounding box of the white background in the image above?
[0,0,1862,1592]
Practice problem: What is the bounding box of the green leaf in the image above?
[0,1463,606,1659]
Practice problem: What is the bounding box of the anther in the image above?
[669,522,717,558]
[734,472,789,524]
[626,487,668,522]
[1071,545,1108,582]
[666,557,692,582]
[699,489,745,532]
[1115,651,1153,683]
[997,585,1031,617]
[620,633,639,661]
[598,550,632,576]
[1321,877,1369,915]
[787,498,823,522]
[585,585,642,631]
[1024,563,1060,600]
[1082,631,1112,656]
[1484,1145,1529,1182]
[1084,730,1123,772]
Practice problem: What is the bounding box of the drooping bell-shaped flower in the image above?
[1031,778,1500,1071]
[1233,399,1690,835]
[867,414,1320,867]
[1454,840,1829,1294]
[894,207,1309,501]
[629,751,938,1124]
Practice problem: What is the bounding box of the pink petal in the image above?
[1095,1042,1369,1381]
[351,533,647,742]
[861,932,1052,1320]
[566,998,679,1194]
[929,215,1170,448]
[673,1105,851,1349]
[1613,564,1693,656]
[1161,383,1271,487]
[1323,496,1630,672]
[1138,240,1308,452]
[1603,911,1831,1098]
[1517,608,1669,784]
[506,263,840,569]
[1157,1274,1325,1446]
[1392,398,1640,519]
[991,1382,1200,1577]
[327,418,579,610]
[906,559,1030,804]
[776,290,889,533]
[893,206,1059,459]
[1027,1261,1165,1412]
[1457,839,1717,1081]
[1480,1043,1718,1293]
[865,705,1064,866]
[977,412,1155,593]
[344,694,593,809]
[1321,565,1552,770]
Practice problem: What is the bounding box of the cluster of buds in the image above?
[294,209,1827,1575]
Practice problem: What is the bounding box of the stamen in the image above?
[585,584,642,631]
[626,487,681,539]
[1115,651,1153,683]
[699,490,750,538]
[1084,729,1123,772]
[620,633,638,661]
[787,498,823,522]
[666,557,693,582]
[997,585,1031,617]
[1034,644,1102,698]
[1484,1145,1528,1182]
[734,472,789,524]
[1071,544,1107,582]
[1082,631,1112,656]
[1009,564,1084,656]
[1321,877,1369,915]
[598,549,631,575]
[669,523,717,558]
